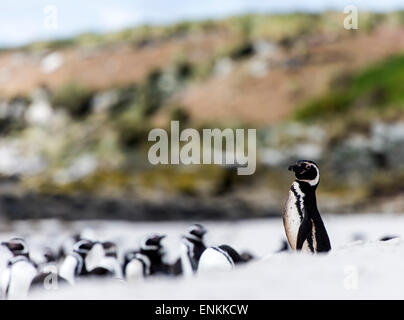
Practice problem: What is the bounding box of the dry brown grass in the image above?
[165,26,404,125]
[0,30,236,97]
[1,25,404,126]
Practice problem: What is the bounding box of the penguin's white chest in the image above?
[284,189,303,250]
[125,260,144,283]
[198,247,234,274]
[283,183,314,253]
[85,243,105,272]
[180,241,194,277]
[59,255,80,285]
[2,260,37,299]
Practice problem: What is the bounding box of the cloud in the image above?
[1,0,404,47]
[0,19,42,47]
[98,6,142,30]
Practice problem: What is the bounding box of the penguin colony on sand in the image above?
[0,160,334,298]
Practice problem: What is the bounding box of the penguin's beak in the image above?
[197,228,207,237]
[157,235,166,241]
[289,163,305,174]
[151,234,166,243]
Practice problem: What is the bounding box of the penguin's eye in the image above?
[305,163,311,169]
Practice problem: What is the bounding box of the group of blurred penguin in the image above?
[0,159,331,299]
[2,159,399,299]
[0,223,264,299]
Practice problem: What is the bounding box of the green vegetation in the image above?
[31,170,133,196]
[137,69,165,116]
[114,106,150,148]
[295,55,404,121]
[51,82,94,118]
[112,65,190,148]
[170,107,190,124]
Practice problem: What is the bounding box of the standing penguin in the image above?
[123,234,169,282]
[283,160,331,253]
[59,239,115,285]
[122,250,146,282]
[95,241,123,280]
[0,238,38,299]
[172,224,208,277]
[180,224,207,276]
[58,239,93,285]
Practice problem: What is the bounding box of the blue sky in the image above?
[1,0,404,47]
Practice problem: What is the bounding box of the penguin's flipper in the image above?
[296,217,312,250]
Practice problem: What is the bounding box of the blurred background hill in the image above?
[1,2,404,220]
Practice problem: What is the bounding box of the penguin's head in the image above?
[1,238,29,257]
[140,234,166,252]
[101,241,118,258]
[240,251,255,263]
[73,239,96,256]
[288,160,320,186]
[124,250,138,263]
[185,224,207,241]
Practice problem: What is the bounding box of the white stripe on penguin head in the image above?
[297,162,320,186]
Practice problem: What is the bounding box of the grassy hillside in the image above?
[0,12,404,216]
[296,54,404,121]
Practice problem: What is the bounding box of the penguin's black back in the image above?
[311,211,331,252]
[170,258,183,276]
[141,249,170,276]
[301,183,331,252]
[171,239,207,276]
[85,267,114,277]
[151,261,171,275]
[218,245,243,264]
[193,241,206,262]
[186,237,207,271]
